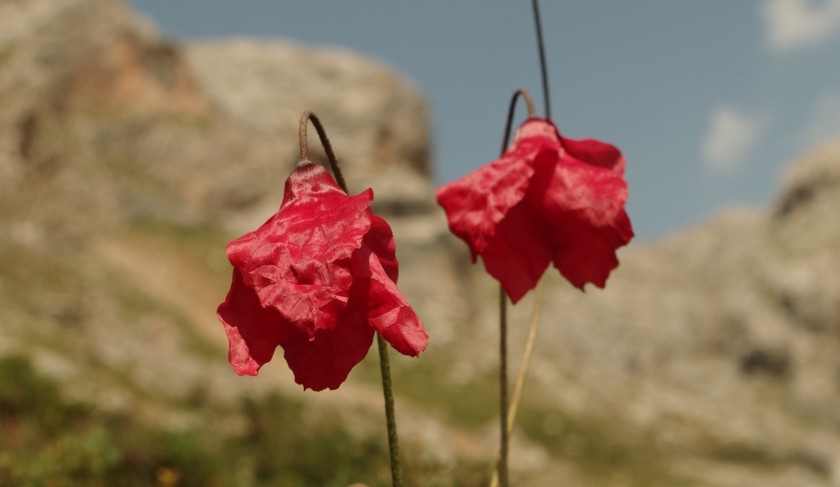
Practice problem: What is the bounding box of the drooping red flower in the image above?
[217,161,428,391]
[436,117,633,303]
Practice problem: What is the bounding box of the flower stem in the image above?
[299,111,402,487]
[502,90,536,149]
[299,111,348,191]
[507,284,543,436]
[377,333,403,487]
[498,285,509,487]
[494,89,535,487]
[489,284,543,487]
[501,89,536,154]
[531,0,551,119]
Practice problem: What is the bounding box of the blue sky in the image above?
[130,0,840,241]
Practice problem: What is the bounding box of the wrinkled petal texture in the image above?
[436,141,538,260]
[217,269,297,376]
[436,117,633,302]
[350,243,428,356]
[227,162,372,337]
[283,300,375,391]
[217,161,428,390]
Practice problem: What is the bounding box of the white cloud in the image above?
[763,0,840,52]
[702,106,765,172]
[802,92,840,145]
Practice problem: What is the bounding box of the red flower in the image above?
[217,161,428,391]
[436,117,633,303]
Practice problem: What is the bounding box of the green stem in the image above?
[299,111,348,191]
[493,89,536,487]
[299,111,402,487]
[490,283,543,487]
[377,334,402,487]
[498,285,509,487]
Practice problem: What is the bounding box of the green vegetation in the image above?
[0,355,486,487]
[355,344,690,485]
[515,403,693,487]
[385,353,499,430]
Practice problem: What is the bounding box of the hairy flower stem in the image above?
[299,111,402,487]
[377,334,403,487]
[490,285,543,487]
[531,0,551,119]
[494,89,536,487]
[299,111,348,191]
[501,90,536,154]
[498,286,509,487]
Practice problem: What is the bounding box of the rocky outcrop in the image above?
[0,0,480,479]
[0,0,431,403]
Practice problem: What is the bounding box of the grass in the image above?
[0,353,489,487]
[353,346,499,431]
[518,403,693,487]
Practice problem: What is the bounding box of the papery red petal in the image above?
[480,201,553,303]
[365,214,399,284]
[436,144,539,260]
[436,116,633,298]
[218,159,427,389]
[282,302,376,391]
[350,244,428,356]
[560,136,624,173]
[528,136,634,289]
[511,117,561,143]
[217,269,297,376]
[227,161,372,337]
[546,209,632,289]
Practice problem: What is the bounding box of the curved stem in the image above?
[501,89,537,155]
[494,88,539,487]
[298,111,402,487]
[531,0,551,120]
[299,111,348,191]
[495,88,535,487]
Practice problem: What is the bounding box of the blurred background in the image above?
[1,0,839,486]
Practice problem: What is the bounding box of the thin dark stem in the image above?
[299,111,348,191]
[377,334,402,487]
[298,111,402,487]
[498,285,509,487]
[531,0,551,119]
[494,89,535,487]
[501,89,536,154]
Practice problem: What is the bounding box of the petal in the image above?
[547,209,632,289]
[436,143,541,259]
[282,302,376,391]
[560,136,625,174]
[527,147,634,290]
[350,244,428,356]
[217,269,297,376]
[511,117,561,143]
[226,161,374,337]
[365,214,399,284]
[282,159,352,203]
[480,200,553,303]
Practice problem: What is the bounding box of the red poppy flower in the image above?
[436,117,633,303]
[217,161,428,391]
